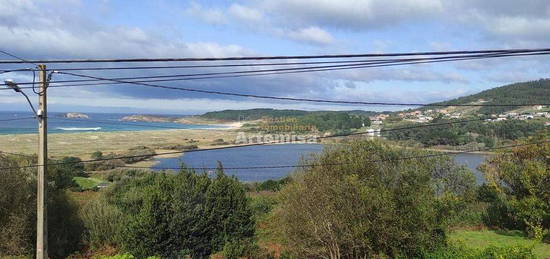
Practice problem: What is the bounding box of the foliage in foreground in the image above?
[275,140,476,258]
[83,167,255,258]
[0,154,83,258]
[480,135,550,241]
[422,242,536,259]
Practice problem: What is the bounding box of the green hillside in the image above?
[200,108,309,121]
[429,78,550,114]
[200,108,377,121]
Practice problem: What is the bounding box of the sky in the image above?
[0,0,549,114]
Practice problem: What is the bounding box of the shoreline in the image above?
[0,127,242,159]
[1,126,493,171]
[0,121,242,136]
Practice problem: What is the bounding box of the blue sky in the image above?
[0,0,549,114]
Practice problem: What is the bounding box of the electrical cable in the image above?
[123,140,549,171]
[0,140,550,173]
[56,70,550,107]
[1,47,549,64]
[0,116,36,122]
[2,118,543,170]
[6,50,550,86]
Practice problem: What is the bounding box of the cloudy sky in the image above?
[0,0,549,114]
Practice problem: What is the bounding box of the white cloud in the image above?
[0,94,380,113]
[184,2,227,25]
[228,4,263,22]
[286,26,334,45]
[181,2,335,46]
[331,67,469,84]
[258,0,444,28]
[482,16,550,41]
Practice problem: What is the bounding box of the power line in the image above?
[35,50,550,72]
[56,70,550,107]
[6,50,550,86]
[121,140,550,171]
[39,117,487,159]
[0,68,34,74]
[0,117,536,170]
[1,47,549,64]
[49,116,486,134]
[0,50,39,66]
[49,51,550,84]
[40,59,412,71]
[0,150,36,158]
[0,116,36,122]
[1,51,548,107]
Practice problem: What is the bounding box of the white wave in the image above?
[56,127,101,131]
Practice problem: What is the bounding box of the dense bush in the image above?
[84,147,156,172]
[249,195,278,217]
[387,119,547,147]
[276,140,476,258]
[85,157,125,171]
[49,156,86,189]
[80,198,124,249]
[422,242,536,259]
[0,154,83,257]
[88,168,255,258]
[244,176,292,192]
[118,146,156,164]
[480,136,550,239]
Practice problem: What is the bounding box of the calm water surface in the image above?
[154,144,489,183]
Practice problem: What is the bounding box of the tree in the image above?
[49,156,86,189]
[276,140,475,258]
[480,135,550,240]
[0,154,83,257]
[109,168,255,257]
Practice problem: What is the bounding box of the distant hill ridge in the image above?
[428,78,550,114]
[200,108,378,121]
[195,79,550,120]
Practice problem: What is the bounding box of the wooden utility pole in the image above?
[36,64,48,259]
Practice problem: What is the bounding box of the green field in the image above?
[449,230,550,258]
[73,176,105,190]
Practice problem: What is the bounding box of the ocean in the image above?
[0,111,227,135]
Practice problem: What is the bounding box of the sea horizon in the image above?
[0,111,226,135]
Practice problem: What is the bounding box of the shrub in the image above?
[161,144,198,150]
[119,146,156,164]
[80,198,124,249]
[85,158,125,171]
[91,151,103,160]
[422,242,536,259]
[257,177,291,192]
[0,154,84,257]
[101,168,255,258]
[249,195,278,217]
[276,140,475,258]
[222,239,253,259]
[98,253,160,259]
[477,184,499,202]
[480,136,550,236]
[48,156,87,189]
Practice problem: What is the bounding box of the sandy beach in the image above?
[0,122,242,160]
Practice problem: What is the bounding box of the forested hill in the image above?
[429,78,550,114]
[200,109,308,121]
[200,108,377,121]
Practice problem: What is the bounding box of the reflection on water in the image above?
[452,153,490,184]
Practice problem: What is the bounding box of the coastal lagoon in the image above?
[154,144,489,183]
